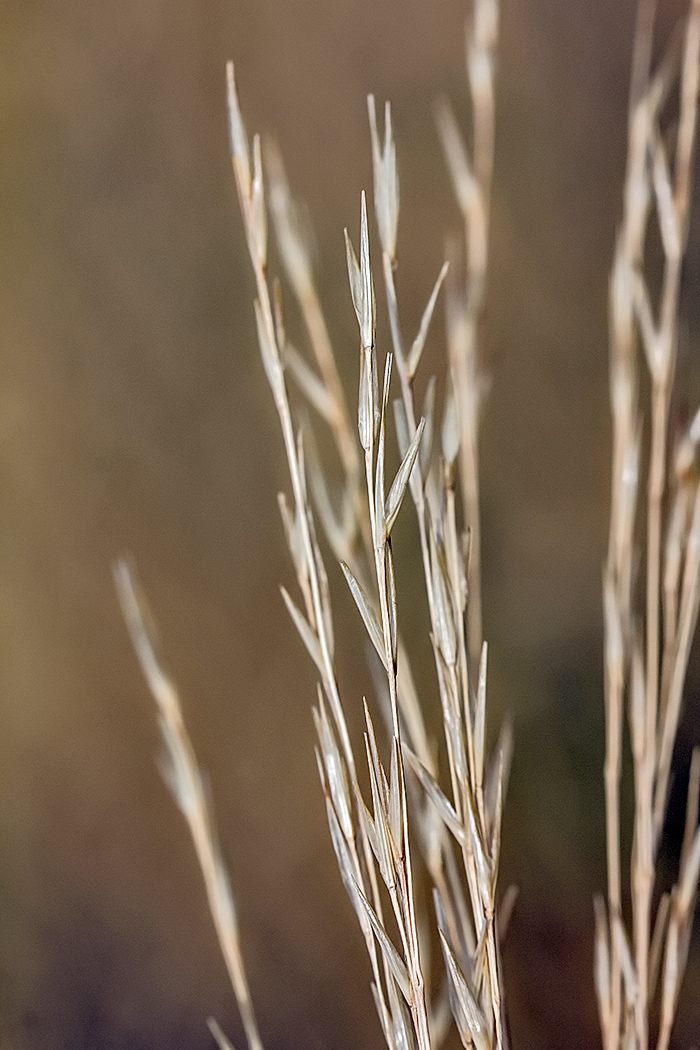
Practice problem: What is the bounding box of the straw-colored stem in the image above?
[604,709,623,1050]
[455,320,483,671]
[633,743,654,1049]
[655,484,700,839]
[265,274,357,781]
[445,479,477,805]
[189,799,265,1050]
[115,563,265,1050]
[361,341,431,1050]
[297,278,372,554]
[645,383,667,752]
[633,380,669,1046]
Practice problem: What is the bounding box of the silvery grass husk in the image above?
[435,0,498,671]
[597,3,700,1049]
[366,10,510,1037]
[114,559,262,1050]
[117,3,510,1047]
[226,0,512,1044]
[226,57,435,1049]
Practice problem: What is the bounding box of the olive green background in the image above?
[1,0,700,1047]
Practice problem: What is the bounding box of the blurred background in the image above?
[1,0,700,1047]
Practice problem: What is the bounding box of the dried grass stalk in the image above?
[114,559,263,1050]
[114,3,700,1049]
[599,3,700,1049]
[224,2,511,1045]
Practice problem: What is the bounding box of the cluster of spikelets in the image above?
[115,1,700,1049]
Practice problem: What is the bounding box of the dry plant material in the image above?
[114,559,262,1050]
[224,1,511,1047]
[597,3,700,1049]
[114,1,700,1049]
[120,2,509,1040]
[434,0,497,669]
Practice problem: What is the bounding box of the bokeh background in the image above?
[1,0,700,1047]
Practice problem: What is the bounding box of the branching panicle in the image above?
[116,6,700,1050]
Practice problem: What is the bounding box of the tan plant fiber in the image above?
[114,559,263,1050]
[597,2,700,1049]
[115,2,700,1049]
[222,0,510,1040]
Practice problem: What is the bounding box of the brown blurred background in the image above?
[2,0,700,1047]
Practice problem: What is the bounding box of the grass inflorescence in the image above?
[116,2,700,1048]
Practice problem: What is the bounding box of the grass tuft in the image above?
[117,2,700,1048]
